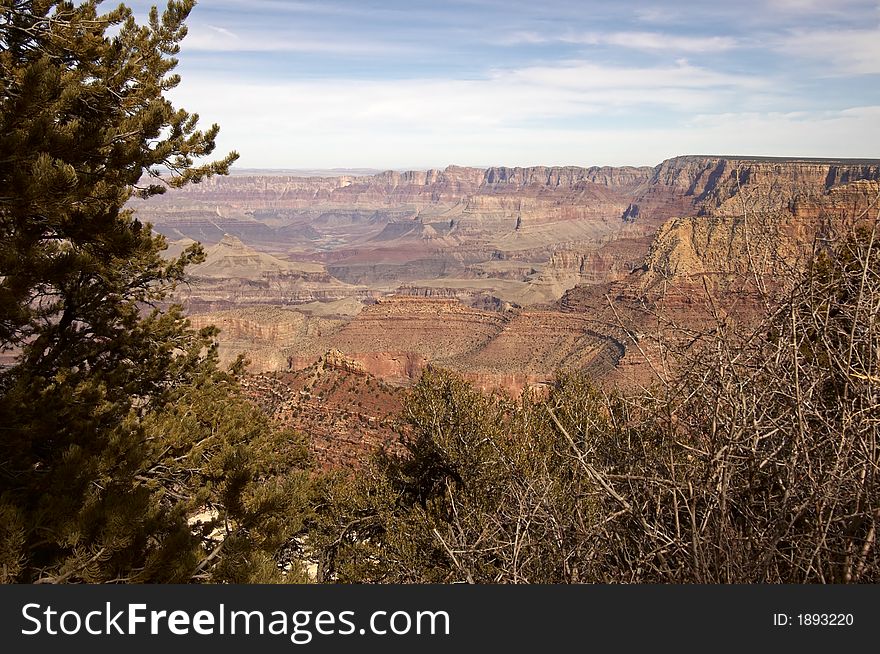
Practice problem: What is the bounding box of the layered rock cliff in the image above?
[646,155,880,218]
[138,156,880,228]
[641,178,880,284]
[188,306,344,372]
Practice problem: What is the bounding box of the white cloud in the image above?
[633,7,682,24]
[183,24,410,55]
[655,106,880,162]
[777,27,880,75]
[112,0,880,168]
[165,60,800,168]
[194,104,880,169]
[206,25,238,40]
[507,60,763,95]
[765,0,869,13]
[564,31,738,53]
[498,31,548,45]
[172,59,764,134]
[499,30,739,53]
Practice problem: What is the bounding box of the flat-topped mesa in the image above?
[329,296,508,362]
[136,155,880,203]
[133,163,661,215]
[648,155,880,216]
[374,157,870,196]
[363,164,655,193]
[368,168,449,187]
[371,295,477,314]
[374,295,460,304]
[481,165,652,189]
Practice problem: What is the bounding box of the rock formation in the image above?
[187,306,344,372]
[139,156,880,393]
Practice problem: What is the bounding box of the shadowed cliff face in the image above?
[138,156,880,394]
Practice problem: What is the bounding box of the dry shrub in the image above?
[315,213,879,584]
[608,221,879,582]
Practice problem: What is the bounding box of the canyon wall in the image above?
[140,156,880,261]
[145,156,880,392]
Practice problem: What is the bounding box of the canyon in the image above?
[133,155,880,462]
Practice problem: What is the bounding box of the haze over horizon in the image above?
[128,0,880,169]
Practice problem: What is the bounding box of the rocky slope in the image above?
[641,178,880,284]
[242,362,404,469]
[561,173,880,386]
[191,234,327,280]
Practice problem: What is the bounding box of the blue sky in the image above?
[127,0,880,169]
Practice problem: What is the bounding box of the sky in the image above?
[125,0,880,169]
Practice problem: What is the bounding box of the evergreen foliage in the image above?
[0,1,312,583]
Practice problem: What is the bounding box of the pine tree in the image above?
[0,1,312,583]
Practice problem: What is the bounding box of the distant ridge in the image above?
[227,156,880,179]
[228,167,384,177]
[674,155,880,164]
